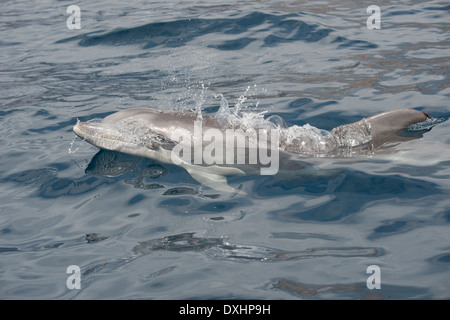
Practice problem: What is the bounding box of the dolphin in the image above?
[73,108,432,193]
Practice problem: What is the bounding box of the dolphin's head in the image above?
[73,108,225,161]
[73,110,179,162]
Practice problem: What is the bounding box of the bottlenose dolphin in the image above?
[73,108,431,193]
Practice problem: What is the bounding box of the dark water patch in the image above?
[263,170,440,222]
[1,168,114,198]
[201,105,221,114]
[163,187,197,196]
[288,97,313,109]
[0,228,12,235]
[443,210,450,222]
[209,216,224,221]
[43,242,64,249]
[49,162,71,172]
[263,21,332,46]
[63,12,334,50]
[368,219,428,240]
[39,175,112,198]
[85,233,109,244]
[374,220,407,233]
[33,109,51,117]
[0,40,21,46]
[424,5,450,11]
[208,37,256,50]
[127,193,147,206]
[431,253,450,264]
[425,252,450,277]
[0,247,19,253]
[273,279,430,299]
[204,210,246,222]
[332,36,378,50]
[0,108,22,117]
[385,10,419,17]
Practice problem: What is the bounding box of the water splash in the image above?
[68,119,82,154]
[280,124,338,157]
[214,86,275,130]
[193,83,207,121]
[69,118,104,154]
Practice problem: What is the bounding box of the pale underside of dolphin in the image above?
[73,108,431,193]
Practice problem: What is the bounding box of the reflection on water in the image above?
[86,150,167,190]
[273,279,387,299]
[262,169,441,222]
[1,167,112,198]
[272,279,433,299]
[82,232,382,277]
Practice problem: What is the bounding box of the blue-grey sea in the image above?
[1,0,449,300]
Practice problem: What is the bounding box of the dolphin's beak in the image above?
[73,121,89,140]
[73,121,125,150]
[73,121,115,140]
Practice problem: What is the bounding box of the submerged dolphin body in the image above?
[73,108,431,193]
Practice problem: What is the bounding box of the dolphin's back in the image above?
[332,109,430,149]
[102,108,222,133]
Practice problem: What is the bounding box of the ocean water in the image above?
[0,0,449,300]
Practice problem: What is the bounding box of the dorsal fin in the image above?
[332,109,431,149]
[366,109,431,147]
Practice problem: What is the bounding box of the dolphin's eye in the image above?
[153,132,166,143]
[144,141,160,150]
[142,131,167,150]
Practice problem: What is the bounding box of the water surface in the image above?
[0,0,449,299]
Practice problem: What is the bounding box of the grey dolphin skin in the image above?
[73,108,431,192]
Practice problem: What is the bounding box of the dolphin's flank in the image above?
[73,108,432,192]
